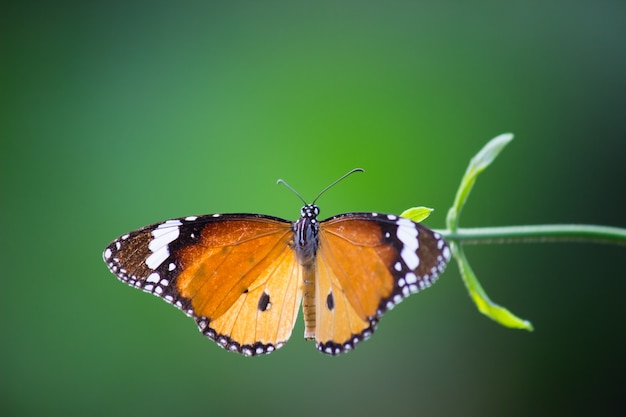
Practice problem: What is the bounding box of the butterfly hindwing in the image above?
[103,214,302,356]
[314,213,450,355]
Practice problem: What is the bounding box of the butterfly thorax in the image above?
[293,204,320,267]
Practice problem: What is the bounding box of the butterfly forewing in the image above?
[103,214,302,356]
[314,213,450,355]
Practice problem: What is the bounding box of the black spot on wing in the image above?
[326,292,334,311]
[258,292,271,312]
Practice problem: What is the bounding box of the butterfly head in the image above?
[300,204,320,219]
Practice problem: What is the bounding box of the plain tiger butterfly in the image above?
[102,169,451,356]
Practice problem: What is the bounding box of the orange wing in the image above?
[103,215,302,356]
[314,213,450,355]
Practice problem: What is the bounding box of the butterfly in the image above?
[102,169,450,356]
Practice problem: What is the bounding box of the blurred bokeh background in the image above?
[2,1,625,416]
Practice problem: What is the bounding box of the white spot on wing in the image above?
[145,220,182,269]
[146,246,169,270]
[104,248,112,259]
[146,273,160,284]
[396,218,419,270]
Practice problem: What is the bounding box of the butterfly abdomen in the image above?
[301,267,317,340]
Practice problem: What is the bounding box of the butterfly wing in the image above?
[103,214,302,356]
[315,213,450,355]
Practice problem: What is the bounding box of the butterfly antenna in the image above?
[312,168,364,204]
[276,178,308,205]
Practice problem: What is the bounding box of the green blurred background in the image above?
[2,1,625,416]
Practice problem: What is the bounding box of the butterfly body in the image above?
[103,204,450,356]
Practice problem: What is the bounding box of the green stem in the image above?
[437,224,626,246]
[431,133,625,331]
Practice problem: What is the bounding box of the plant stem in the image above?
[436,224,626,246]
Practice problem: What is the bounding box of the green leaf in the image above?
[400,206,433,223]
[444,133,532,331]
[446,133,514,232]
[451,242,533,331]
